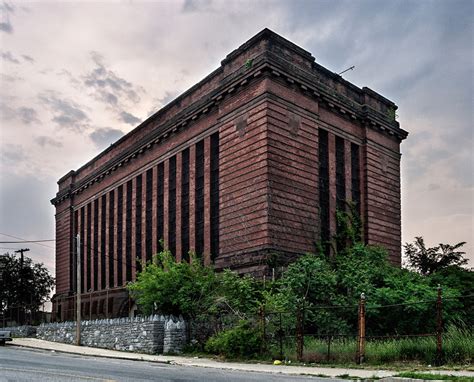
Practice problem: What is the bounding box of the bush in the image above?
[205,320,262,358]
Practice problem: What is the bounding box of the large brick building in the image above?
[51,29,408,321]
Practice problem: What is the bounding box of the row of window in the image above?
[73,133,220,293]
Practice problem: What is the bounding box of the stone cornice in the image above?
[52,29,408,206]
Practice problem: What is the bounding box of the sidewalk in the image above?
[9,338,474,380]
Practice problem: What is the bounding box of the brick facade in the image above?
[51,29,408,321]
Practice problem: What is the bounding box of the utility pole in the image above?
[75,234,81,346]
[15,248,29,325]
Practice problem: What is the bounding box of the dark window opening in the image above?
[125,180,133,282]
[181,148,190,261]
[108,190,115,288]
[335,136,346,211]
[318,129,330,255]
[86,204,91,292]
[145,168,153,262]
[117,185,123,285]
[168,156,177,257]
[351,143,361,216]
[195,140,205,257]
[157,162,165,252]
[80,207,85,293]
[135,175,142,274]
[101,194,106,290]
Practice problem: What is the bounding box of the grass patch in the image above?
[266,326,473,366]
[396,372,474,381]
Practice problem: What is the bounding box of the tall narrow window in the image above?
[145,168,153,262]
[210,132,220,262]
[318,129,330,252]
[125,180,132,282]
[351,143,361,216]
[101,194,106,290]
[181,148,190,261]
[93,199,99,290]
[86,203,91,292]
[195,140,205,257]
[135,175,142,274]
[335,136,347,252]
[117,185,123,285]
[168,156,177,257]
[108,190,115,288]
[157,163,164,252]
[80,206,85,293]
[335,136,346,211]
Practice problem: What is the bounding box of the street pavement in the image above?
[3,338,474,381]
[0,346,347,382]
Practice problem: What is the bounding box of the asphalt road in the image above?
[0,346,344,382]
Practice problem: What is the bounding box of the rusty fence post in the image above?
[296,306,304,362]
[436,285,443,365]
[356,293,366,364]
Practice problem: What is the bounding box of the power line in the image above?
[0,232,55,249]
[0,240,55,244]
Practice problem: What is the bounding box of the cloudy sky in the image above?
[0,0,472,277]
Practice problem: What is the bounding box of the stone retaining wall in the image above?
[36,315,186,354]
[2,325,37,338]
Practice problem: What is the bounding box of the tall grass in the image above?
[269,326,473,365]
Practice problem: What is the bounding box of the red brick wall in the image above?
[55,206,72,294]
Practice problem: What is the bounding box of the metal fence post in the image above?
[436,285,443,365]
[356,293,366,364]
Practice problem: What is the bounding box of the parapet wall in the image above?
[36,315,186,354]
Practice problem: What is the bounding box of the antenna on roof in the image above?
[338,65,355,76]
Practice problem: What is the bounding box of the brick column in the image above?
[98,196,103,291]
[84,205,89,293]
[163,160,170,250]
[121,186,127,286]
[175,152,183,262]
[113,188,118,288]
[131,177,136,281]
[203,136,211,265]
[328,132,337,240]
[90,201,96,291]
[189,144,196,254]
[152,166,158,255]
[141,173,147,266]
[105,193,110,289]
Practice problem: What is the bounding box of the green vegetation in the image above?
[205,320,263,358]
[128,210,473,364]
[395,372,474,381]
[269,326,472,365]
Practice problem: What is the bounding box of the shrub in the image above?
[205,320,262,358]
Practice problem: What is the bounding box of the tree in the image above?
[404,237,469,275]
[0,252,55,325]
